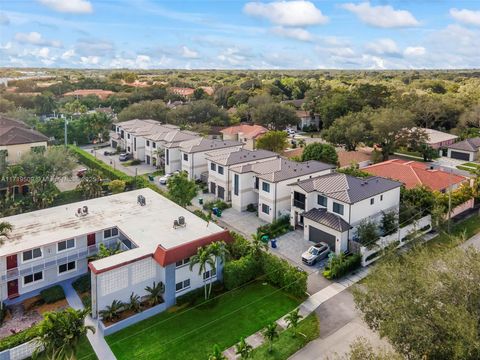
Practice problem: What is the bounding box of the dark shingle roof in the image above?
[0,117,48,146]
[293,173,402,204]
[303,208,351,232]
[448,137,480,152]
[205,149,278,166]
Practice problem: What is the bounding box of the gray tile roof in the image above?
[302,208,351,232]
[293,172,402,204]
[230,158,334,182]
[179,138,243,153]
[205,149,278,166]
[448,137,480,152]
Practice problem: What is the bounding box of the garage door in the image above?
[450,151,470,161]
[309,226,336,249]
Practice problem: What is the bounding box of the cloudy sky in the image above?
[1,0,479,69]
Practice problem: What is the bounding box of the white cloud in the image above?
[61,49,76,60]
[181,46,199,59]
[33,47,51,59]
[37,0,93,14]
[450,8,480,26]
[80,56,99,65]
[217,48,247,66]
[244,1,328,27]
[404,46,426,57]
[14,32,62,47]
[365,38,400,56]
[271,26,312,41]
[342,2,419,28]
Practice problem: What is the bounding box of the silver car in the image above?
[302,242,330,265]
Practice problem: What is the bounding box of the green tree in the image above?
[167,172,197,207]
[322,110,370,151]
[301,142,338,165]
[167,100,229,127]
[354,247,480,360]
[36,308,95,360]
[118,100,168,122]
[255,131,288,153]
[355,220,380,249]
[285,308,303,337]
[76,169,103,199]
[63,99,87,115]
[419,144,438,161]
[208,344,226,360]
[205,241,229,297]
[235,337,253,359]
[0,222,13,245]
[193,88,207,100]
[189,246,216,300]
[108,180,126,194]
[0,98,15,113]
[343,337,403,360]
[263,322,279,353]
[251,103,299,130]
[35,92,57,115]
[380,211,397,236]
[250,233,268,258]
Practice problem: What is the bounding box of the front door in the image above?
[210,182,216,194]
[7,279,19,298]
[87,233,96,247]
[6,254,17,270]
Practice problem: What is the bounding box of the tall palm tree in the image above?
[285,308,303,337]
[205,241,229,298]
[0,222,13,246]
[250,233,268,258]
[263,322,279,353]
[207,344,226,360]
[235,337,253,359]
[35,308,95,360]
[189,246,216,300]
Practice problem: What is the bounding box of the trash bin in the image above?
[212,207,219,216]
[216,209,222,217]
[270,239,277,248]
[148,175,154,181]
[261,235,269,243]
[198,198,203,205]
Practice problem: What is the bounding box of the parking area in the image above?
[217,208,268,239]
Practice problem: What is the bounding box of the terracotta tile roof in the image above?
[63,89,114,99]
[169,87,195,96]
[363,159,467,191]
[337,149,372,168]
[220,124,268,139]
[282,148,303,159]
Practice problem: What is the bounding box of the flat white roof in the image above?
[1,188,224,269]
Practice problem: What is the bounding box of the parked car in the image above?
[159,173,172,185]
[104,150,115,156]
[119,153,132,162]
[76,168,88,178]
[287,128,296,136]
[301,242,330,265]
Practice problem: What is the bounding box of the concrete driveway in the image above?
[217,208,268,239]
[55,164,84,192]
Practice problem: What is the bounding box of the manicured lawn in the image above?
[34,336,97,360]
[462,162,480,168]
[53,189,83,206]
[250,314,319,360]
[106,282,301,360]
[427,214,480,250]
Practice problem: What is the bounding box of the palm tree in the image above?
[235,337,253,359]
[190,246,216,300]
[99,300,124,322]
[94,243,122,260]
[4,165,24,201]
[0,222,13,246]
[127,292,142,313]
[250,233,268,257]
[205,241,229,298]
[263,322,279,353]
[76,169,103,199]
[145,281,165,306]
[35,308,95,360]
[285,308,303,337]
[207,344,226,360]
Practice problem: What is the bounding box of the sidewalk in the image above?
[222,267,370,359]
[62,282,117,360]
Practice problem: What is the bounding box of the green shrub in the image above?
[203,200,230,211]
[323,253,361,279]
[227,232,251,260]
[81,294,92,309]
[262,253,307,298]
[224,255,262,290]
[40,285,65,304]
[192,209,208,221]
[0,325,39,352]
[246,203,256,212]
[72,274,91,294]
[257,215,291,238]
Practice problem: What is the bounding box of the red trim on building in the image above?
[153,230,233,267]
[89,254,152,275]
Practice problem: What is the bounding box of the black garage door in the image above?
[309,226,336,249]
[450,151,470,161]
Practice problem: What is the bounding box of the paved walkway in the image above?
[222,267,370,359]
[62,282,117,360]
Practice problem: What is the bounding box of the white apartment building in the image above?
[0,188,232,319]
[206,149,278,201]
[230,159,335,223]
[290,173,401,254]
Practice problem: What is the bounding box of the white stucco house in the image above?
[447,137,480,162]
[230,158,335,223]
[289,173,402,254]
[0,188,232,319]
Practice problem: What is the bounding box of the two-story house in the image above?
[205,149,278,201]
[230,159,335,223]
[290,173,402,254]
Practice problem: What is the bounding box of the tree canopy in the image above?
[301,142,338,165]
[255,131,288,153]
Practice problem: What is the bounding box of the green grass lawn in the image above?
[106,282,301,360]
[33,336,97,360]
[427,214,480,250]
[462,162,480,168]
[250,314,319,360]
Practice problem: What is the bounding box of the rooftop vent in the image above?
[137,195,146,206]
[173,216,187,229]
[75,206,88,217]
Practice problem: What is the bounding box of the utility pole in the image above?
[447,168,452,234]
[64,117,68,147]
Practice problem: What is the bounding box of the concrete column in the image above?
[163,263,176,307]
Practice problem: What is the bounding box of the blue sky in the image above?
[1,0,479,69]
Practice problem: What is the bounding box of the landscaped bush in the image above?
[227,232,251,260]
[203,200,230,211]
[323,253,361,280]
[72,274,91,294]
[40,285,65,304]
[262,253,307,298]
[257,215,292,238]
[0,325,39,352]
[246,203,256,212]
[192,209,209,221]
[224,255,261,290]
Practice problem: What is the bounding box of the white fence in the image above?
[360,215,432,267]
[0,339,43,360]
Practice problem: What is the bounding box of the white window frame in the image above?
[21,248,43,264]
[175,279,191,293]
[58,261,77,275]
[103,228,119,239]
[262,182,270,193]
[262,203,270,214]
[175,257,190,268]
[57,239,75,253]
[23,271,44,287]
[203,268,217,280]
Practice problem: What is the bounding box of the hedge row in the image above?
[262,252,307,298]
[224,255,261,290]
[323,253,361,280]
[0,326,38,352]
[40,285,65,304]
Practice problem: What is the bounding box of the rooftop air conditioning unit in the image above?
[137,195,146,206]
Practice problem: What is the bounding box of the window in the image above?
[203,268,217,280]
[176,257,190,268]
[59,261,76,274]
[22,248,42,262]
[262,204,270,214]
[127,146,131,152]
[218,166,224,175]
[57,239,75,252]
[183,153,188,161]
[146,140,150,147]
[262,182,270,193]
[380,195,383,201]
[370,198,375,205]
[218,186,225,199]
[175,279,191,292]
[293,192,306,210]
[254,177,259,189]
[234,174,239,196]
[120,130,124,139]
[211,163,216,171]
[23,271,43,285]
[317,195,327,207]
[333,202,344,215]
[127,134,130,139]
[104,228,119,239]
